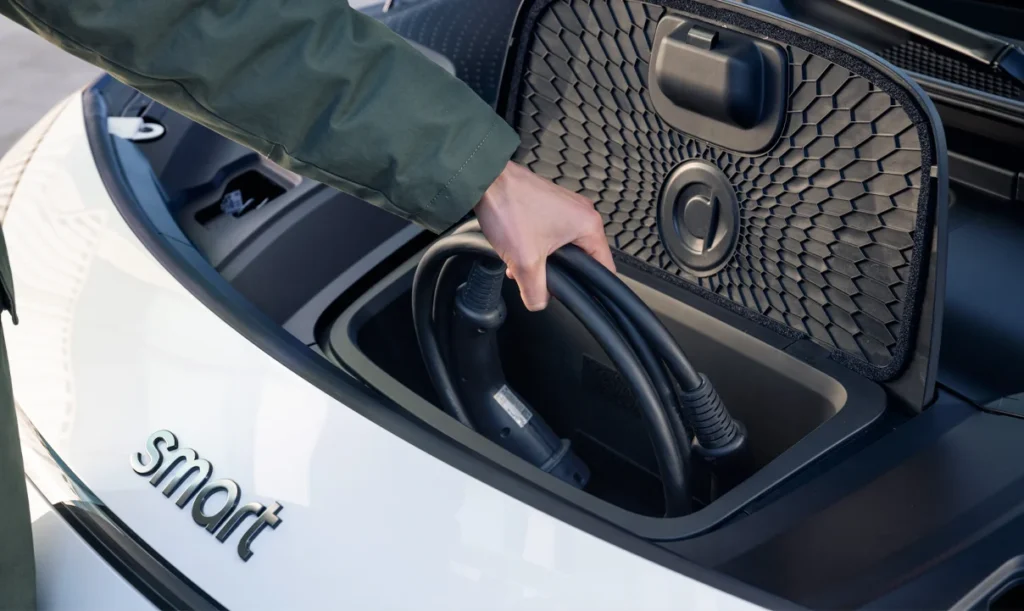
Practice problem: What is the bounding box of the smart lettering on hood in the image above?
[131,430,282,562]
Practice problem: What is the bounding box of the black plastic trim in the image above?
[283,223,428,345]
[84,83,801,610]
[833,0,1011,67]
[915,70,1024,126]
[952,555,1024,610]
[667,393,1024,609]
[949,151,1022,201]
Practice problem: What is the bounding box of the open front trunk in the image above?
[328,251,884,527]
[85,0,950,543]
[22,0,1024,607]
[323,0,943,532]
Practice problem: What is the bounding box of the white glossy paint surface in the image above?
[4,92,765,610]
[27,481,155,610]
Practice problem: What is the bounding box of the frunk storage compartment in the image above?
[326,254,886,535]
[326,0,947,539]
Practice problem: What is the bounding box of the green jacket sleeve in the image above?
[0,0,521,232]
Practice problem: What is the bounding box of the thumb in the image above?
[512,257,549,311]
[573,230,616,274]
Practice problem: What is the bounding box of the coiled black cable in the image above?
[413,224,744,517]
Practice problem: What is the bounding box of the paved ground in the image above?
[0,18,100,154]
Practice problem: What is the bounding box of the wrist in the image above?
[476,161,516,215]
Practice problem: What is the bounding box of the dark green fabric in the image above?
[0,0,521,233]
[0,1,525,607]
[0,222,38,606]
[0,324,34,611]
[0,225,32,610]
[0,231,17,326]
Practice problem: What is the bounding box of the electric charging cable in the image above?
[413,221,747,516]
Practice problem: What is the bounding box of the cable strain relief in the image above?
[677,373,742,452]
[541,439,591,490]
[460,258,506,312]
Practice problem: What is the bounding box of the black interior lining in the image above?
[503,0,940,383]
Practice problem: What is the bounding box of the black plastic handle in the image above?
[654,22,767,129]
[648,16,787,154]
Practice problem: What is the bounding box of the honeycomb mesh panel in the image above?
[510,0,930,375]
[374,0,519,105]
[881,40,1023,100]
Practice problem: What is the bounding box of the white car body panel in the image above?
[3,90,764,610]
[27,481,154,610]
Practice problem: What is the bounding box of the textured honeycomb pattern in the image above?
[511,0,927,372]
[882,40,1023,100]
[374,0,519,105]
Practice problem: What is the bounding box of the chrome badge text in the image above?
[131,430,282,562]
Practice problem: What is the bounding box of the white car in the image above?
[5,0,1024,609]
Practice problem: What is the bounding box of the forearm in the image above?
[0,0,520,231]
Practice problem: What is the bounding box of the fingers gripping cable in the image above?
[412,224,747,517]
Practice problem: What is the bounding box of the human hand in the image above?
[474,161,615,311]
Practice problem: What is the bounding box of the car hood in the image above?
[2,90,764,610]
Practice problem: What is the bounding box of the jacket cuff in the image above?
[414,115,521,234]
